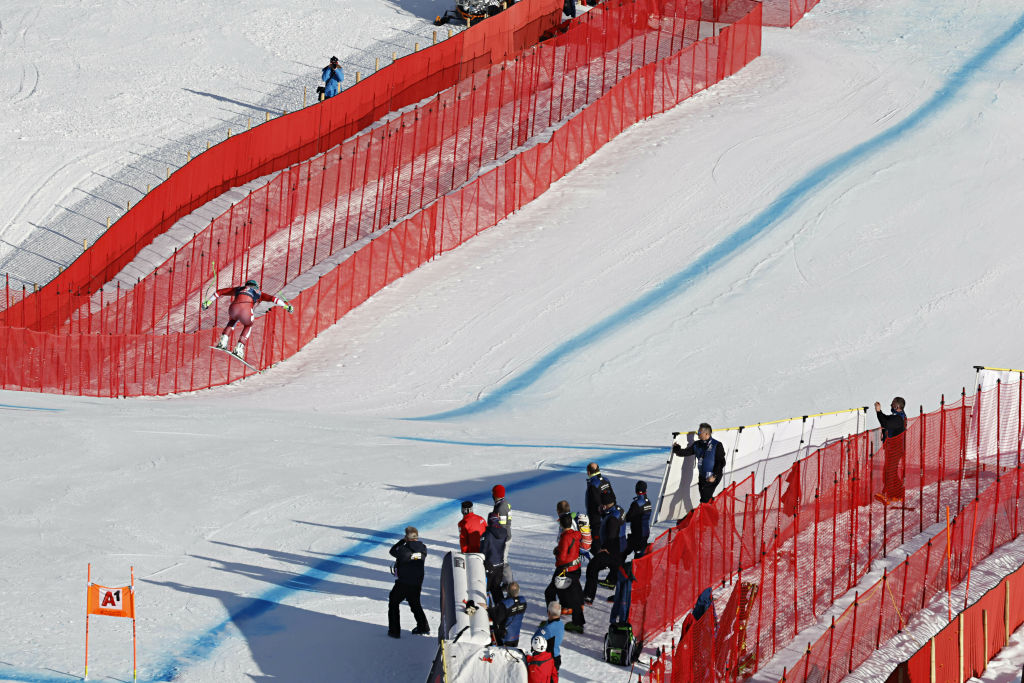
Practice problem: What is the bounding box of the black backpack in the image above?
[603,622,639,665]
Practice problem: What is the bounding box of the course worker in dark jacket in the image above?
[480,512,509,605]
[677,423,726,503]
[388,526,430,638]
[875,396,908,504]
[625,480,652,558]
[583,490,626,603]
[585,462,614,551]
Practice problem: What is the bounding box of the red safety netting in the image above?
[7,0,565,329]
[639,381,1024,683]
[0,0,763,396]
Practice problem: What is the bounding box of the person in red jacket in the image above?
[458,501,486,553]
[552,514,586,633]
[526,634,558,683]
[202,279,292,361]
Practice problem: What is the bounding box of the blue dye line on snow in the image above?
[0,403,63,412]
[410,10,1024,422]
[0,443,662,682]
[393,435,651,450]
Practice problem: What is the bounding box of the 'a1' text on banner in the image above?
[87,583,135,619]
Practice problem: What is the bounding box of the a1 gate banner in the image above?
[87,583,135,619]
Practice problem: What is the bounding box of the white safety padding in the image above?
[970,369,1024,465]
[446,642,528,683]
[654,408,868,523]
[439,552,491,645]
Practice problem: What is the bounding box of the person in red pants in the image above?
[875,397,908,504]
[202,279,292,361]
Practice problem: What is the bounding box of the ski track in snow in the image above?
[412,9,1024,422]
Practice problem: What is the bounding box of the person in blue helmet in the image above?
[202,279,292,361]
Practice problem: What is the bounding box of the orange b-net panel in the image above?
[635,384,1024,683]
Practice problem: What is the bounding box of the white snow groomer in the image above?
[425,552,527,682]
[434,0,515,26]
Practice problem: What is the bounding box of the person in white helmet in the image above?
[525,633,558,682]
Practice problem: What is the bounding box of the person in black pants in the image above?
[583,490,625,603]
[388,526,430,638]
[677,423,727,504]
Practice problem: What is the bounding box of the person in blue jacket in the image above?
[321,56,344,99]
[494,581,527,646]
[534,601,565,670]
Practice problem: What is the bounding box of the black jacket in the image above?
[585,472,614,521]
[876,410,907,441]
[625,493,652,538]
[480,523,508,568]
[390,538,428,585]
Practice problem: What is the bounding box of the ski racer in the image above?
[202,279,292,361]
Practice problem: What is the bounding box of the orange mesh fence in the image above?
[632,384,1024,683]
[0,0,764,396]
[7,0,564,326]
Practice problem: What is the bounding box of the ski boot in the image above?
[233,342,246,361]
[214,334,229,350]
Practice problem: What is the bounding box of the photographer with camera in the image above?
[320,56,344,100]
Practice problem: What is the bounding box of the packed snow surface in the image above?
[2,0,1024,680]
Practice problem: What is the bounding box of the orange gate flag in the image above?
[87,583,135,619]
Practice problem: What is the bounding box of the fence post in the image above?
[876,575,886,649]
[826,616,835,682]
[898,557,909,633]
[849,592,859,672]
[920,405,926,533]
[921,541,932,609]
[812,488,820,613]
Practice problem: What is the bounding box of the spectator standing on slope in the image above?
[609,560,636,625]
[321,56,344,99]
[525,634,559,683]
[584,490,626,603]
[875,397,908,504]
[458,500,486,553]
[551,513,586,633]
[676,423,727,504]
[387,526,430,638]
[585,462,614,551]
[625,480,652,559]
[493,582,527,646]
[534,601,565,670]
[492,485,513,583]
[480,512,509,605]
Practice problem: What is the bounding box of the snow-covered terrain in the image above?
[2,0,1024,681]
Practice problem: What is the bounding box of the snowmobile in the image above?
[434,0,515,26]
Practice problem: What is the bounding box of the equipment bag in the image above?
[603,622,638,665]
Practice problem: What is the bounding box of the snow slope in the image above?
[2,0,1024,681]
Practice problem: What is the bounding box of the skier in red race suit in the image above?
[202,279,292,361]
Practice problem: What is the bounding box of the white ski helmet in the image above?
[531,634,548,654]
